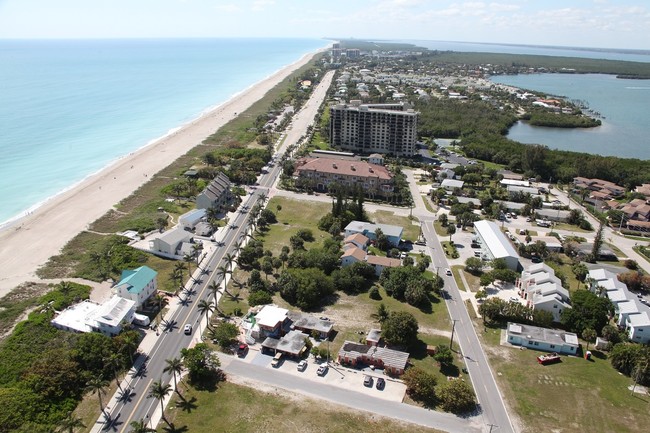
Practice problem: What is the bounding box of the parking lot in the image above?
[235,348,407,403]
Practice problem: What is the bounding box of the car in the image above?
[445,268,452,276]
[271,352,283,368]
[297,360,308,372]
[531,256,543,263]
[400,252,407,259]
[237,343,249,357]
[317,363,328,376]
[376,377,386,390]
[414,240,426,246]
[183,324,192,335]
[526,217,532,222]
[509,297,519,303]
[363,375,373,387]
[319,316,330,321]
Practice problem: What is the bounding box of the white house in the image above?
[114,266,158,309]
[506,322,579,355]
[440,179,464,191]
[518,264,570,322]
[344,221,403,247]
[343,233,369,251]
[179,208,207,231]
[340,246,401,276]
[626,312,650,344]
[51,295,136,337]
[196,172,232,211]
[150,227,193,258]
[341,247,366,266]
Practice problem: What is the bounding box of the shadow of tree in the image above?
[162,423,189,433]
[175,396,198,413]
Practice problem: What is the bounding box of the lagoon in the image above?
[489,73,650,160]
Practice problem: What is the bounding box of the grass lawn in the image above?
[261,197,330,256]
[159,380,443,433]
[433,221,447,237]
[422,195,437,214]
[479,325,650,433]
[0,283,50,338]
[553,222,593,233]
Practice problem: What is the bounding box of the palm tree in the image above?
[104,353,124,392]
[197,299,214,329]
[129,419,156,433]
[163,357,184,395]
[215,266,233,297]
[224,252,236,274]
[148,380,172,423]
[56,412,86,433]
[86,377,109,415]
[120,332,139,364]
[208,280,221,305]
[184,254,194,280]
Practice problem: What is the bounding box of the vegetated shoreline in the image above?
[0,48,325,297]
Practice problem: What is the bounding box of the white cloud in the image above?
[251,0,275,12]
[214,4,241,13]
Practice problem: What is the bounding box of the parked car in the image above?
[183,324,192,335]
[271,352,283,368]
[297,360,308,372]
[376,377,386,390]
[317,363,328,376]
[237,343,249,357]
[363,375,373,387]
[509,297,519,303]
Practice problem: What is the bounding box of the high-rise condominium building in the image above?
[329,101,418,157]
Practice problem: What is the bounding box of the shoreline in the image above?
[0,48,326,296]
[0,48,324,231]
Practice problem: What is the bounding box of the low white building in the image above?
[52,295,136,337]
[179,208,207,230]
[506,322,579,355]
[473,220,520,270]
[440,179,464,191]
[150,227,193,258]
[344,221,403,247]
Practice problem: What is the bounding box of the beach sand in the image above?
[0,50,321,296]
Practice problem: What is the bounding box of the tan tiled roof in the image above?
[365,255,401,267]
[342,247,366,262]
[344,233,369,245]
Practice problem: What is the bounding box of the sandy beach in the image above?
[0,50,321,296]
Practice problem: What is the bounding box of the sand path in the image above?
[0,50,324,297]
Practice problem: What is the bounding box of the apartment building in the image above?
[329,101,418,157]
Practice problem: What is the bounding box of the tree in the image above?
[464,257,484,274]
[278,268,334,310]
[590,219,605,262]
[572,263,589,285]
[248,290,273,306]
[436,379,476,413]
[438,213,448,227]
[446,224,456,242]
[561,289,613,334]
[582,328,597,352]
[209,321,239,348]
[129,419,156,433]
[181,343,221,385]
[376,303,390,323]
[374,228,389,251]
[433,345,454,366]
[401,367,437,407]
[609,343,645,376]
[381,311,419,349]
[404,280,429,307]
[197,299,214,329]
[148,380,172,423]
[56,412,86,433]
[86,377,109,415]
[163,357,184,395]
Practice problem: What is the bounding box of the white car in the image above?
[183,324,192,335]
[297,360,308,371]
[445,268,452,276]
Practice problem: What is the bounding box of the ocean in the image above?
[0,38,328,226]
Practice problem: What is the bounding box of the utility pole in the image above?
[450,319,458,351]
[487,423,498,433]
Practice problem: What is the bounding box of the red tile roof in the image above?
[295,157,392,180]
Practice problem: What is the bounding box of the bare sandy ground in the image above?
[0,50,322,297]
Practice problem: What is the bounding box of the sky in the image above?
[0,0,649,50]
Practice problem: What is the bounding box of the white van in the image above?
[271,352,283,368]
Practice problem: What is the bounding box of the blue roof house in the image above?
[114,266,158,309]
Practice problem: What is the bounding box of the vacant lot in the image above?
[479,324,650,433]
[159,380,443,433]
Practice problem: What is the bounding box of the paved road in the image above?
[418,218,515,433]
[90,71,335,433]
[222,357,482,433]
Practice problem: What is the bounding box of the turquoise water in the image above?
[489,73,650,159]
[0,38,327,225]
